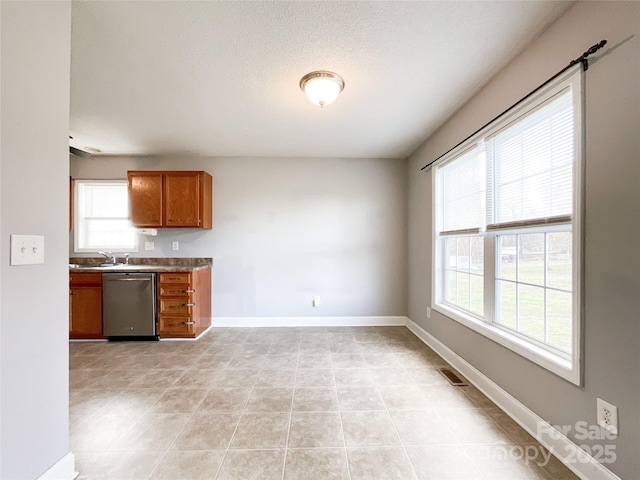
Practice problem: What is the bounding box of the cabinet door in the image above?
[69,176,73,231]
[128,172,163,227]
[164,172,201,227]
[70,286,103,338]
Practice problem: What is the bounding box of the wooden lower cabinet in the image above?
[69,268,211,340]
[69,272,104,339]
[158,269,211,338]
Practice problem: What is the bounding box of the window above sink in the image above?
[73,179,138,253]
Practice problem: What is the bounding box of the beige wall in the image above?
[407,2,640,479]
[1,1,72,478]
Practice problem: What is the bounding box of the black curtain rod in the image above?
[420,39,607,171]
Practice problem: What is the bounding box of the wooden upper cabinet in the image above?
[128,171,212,229]
[70,176,73,231]
[165,172,201,227]
[128,172,164,227]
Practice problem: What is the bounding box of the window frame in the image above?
[73,179,138,253]
[431,67,583,385]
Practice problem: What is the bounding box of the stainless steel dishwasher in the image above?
[102,272,158,340]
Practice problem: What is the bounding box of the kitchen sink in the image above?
[69,263,171,272]
[96,264,158,270]
[95,264,161,271]
[69,263,136,270]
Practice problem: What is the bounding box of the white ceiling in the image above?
[70,1,573,159]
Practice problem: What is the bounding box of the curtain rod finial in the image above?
[420,40,605,172]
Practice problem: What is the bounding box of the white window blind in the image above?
[74,180,137,252]
[439,145,485,234]
[489,88,574,227]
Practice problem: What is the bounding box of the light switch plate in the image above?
[10,234,45,265]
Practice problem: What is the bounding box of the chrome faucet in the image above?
[98,251,117,265]
[123,253,130,265]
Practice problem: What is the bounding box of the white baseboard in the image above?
[38,452,76,480]
[406,318,621,480]
[69,339,108,342]
[211,316,408,328]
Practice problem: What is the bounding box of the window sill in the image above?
[433,303,580,385]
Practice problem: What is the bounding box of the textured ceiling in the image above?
[70,1,573,159]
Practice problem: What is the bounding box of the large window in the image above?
[433,69,582,384]
[74,180,137,252]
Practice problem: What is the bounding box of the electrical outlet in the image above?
[172,241,179,251]
[427,307,431,318]
[597,398,618,436]
[313,295,321,307]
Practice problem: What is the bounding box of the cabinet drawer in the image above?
[159,298,194,315]
[158,316,194,334]
[159,284,195,297]
[159,272,191,284]
[70,272,102,286]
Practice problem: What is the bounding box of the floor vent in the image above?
[438,368,468,386]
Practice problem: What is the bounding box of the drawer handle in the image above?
[182,302,196,307]
[182,321,196,325]
[183,289,196,293]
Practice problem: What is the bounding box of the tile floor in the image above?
[70,326,579,480]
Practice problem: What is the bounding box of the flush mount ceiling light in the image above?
[299,71,345,108]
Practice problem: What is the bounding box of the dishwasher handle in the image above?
[107,278,152,282]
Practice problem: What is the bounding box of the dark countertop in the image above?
[69,257,212,273]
